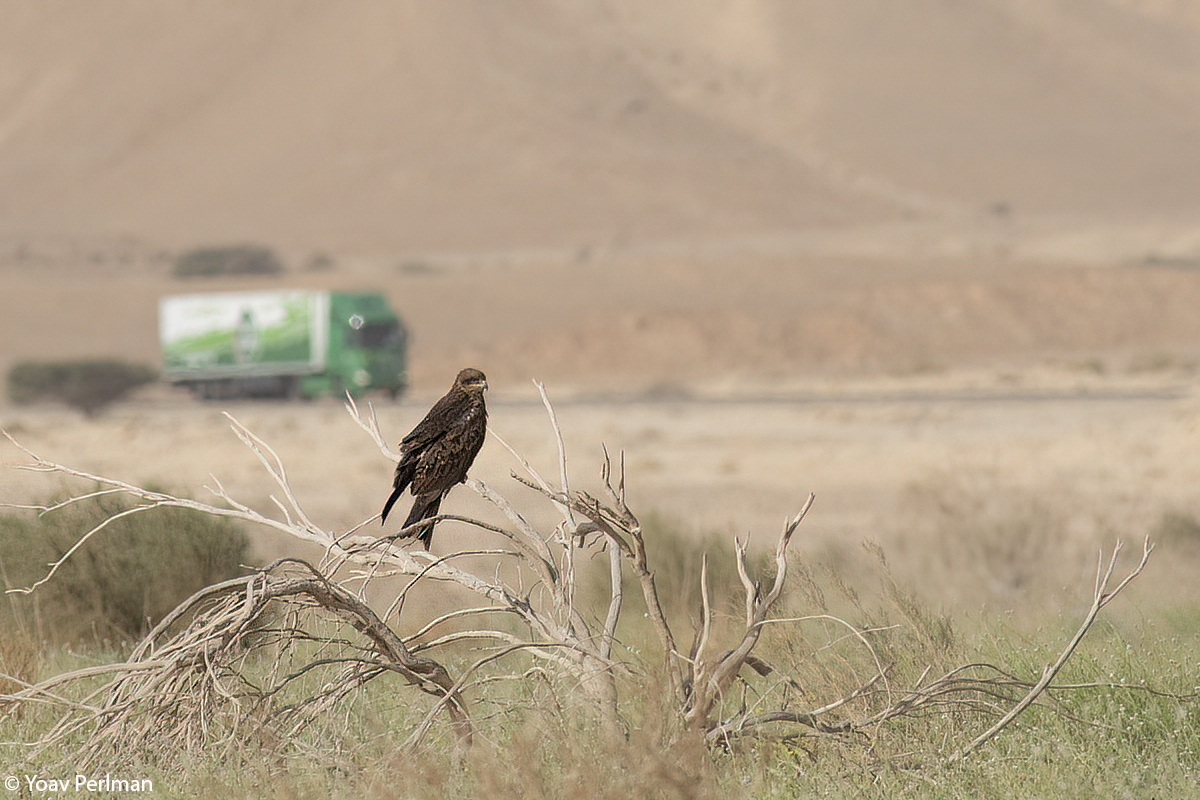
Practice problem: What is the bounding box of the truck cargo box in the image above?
[159,290,406,399]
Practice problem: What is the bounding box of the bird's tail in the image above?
[380,486,403,524]
[402,493,443,550]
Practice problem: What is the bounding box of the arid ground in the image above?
[3,1,1200,612]
[4,254,1199,613]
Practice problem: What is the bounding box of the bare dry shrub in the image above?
[579,511,770,643]
[0,386,1156,779]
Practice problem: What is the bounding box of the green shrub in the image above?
[1152,510,1200,548]
[174,244,283,277]
[7,359,157,416]
[0,492,254,644]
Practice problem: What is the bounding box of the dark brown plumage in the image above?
[381,367,488,548]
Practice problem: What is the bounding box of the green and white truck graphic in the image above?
[160,290,407,399]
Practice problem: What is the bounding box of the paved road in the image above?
[494,383,1195,408]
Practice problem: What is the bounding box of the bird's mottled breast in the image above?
[460,402,486,428]
[459,400,487,451]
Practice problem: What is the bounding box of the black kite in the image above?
[381,367,488,548]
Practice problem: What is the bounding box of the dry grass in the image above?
[0,387,1179,800]
[0,629,37,705]
[887,470,1127,608]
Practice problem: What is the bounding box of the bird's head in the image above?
[455,367,488,394]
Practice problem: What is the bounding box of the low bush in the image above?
[7,359,157,416]
[0,492,254,644]
[174,244,283,277]
[1152,510,1200,549]
[890,469,1102,606]
[0,401,1187,797]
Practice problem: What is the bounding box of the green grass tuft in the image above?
[0,491,254,645]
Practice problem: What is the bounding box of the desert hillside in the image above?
[1,0,1199,258]
[4,0,1200,389]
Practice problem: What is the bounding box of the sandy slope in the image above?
[2,0,1200,255]
[0,1,889,252]
[4,254,1200,395]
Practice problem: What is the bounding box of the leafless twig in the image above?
[948,537,1154,762]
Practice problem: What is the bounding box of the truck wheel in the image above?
[284,377,304,401]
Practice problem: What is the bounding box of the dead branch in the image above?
[514,447,685,700]
[684,496,815,730]
[3,560,471,769]
[698,538,1158,757]
[948,536,1154,762]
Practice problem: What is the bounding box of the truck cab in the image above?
[306,292,408,399]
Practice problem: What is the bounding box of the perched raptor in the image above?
[381,367,488,548]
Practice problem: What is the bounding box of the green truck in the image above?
[159,290,407,399]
